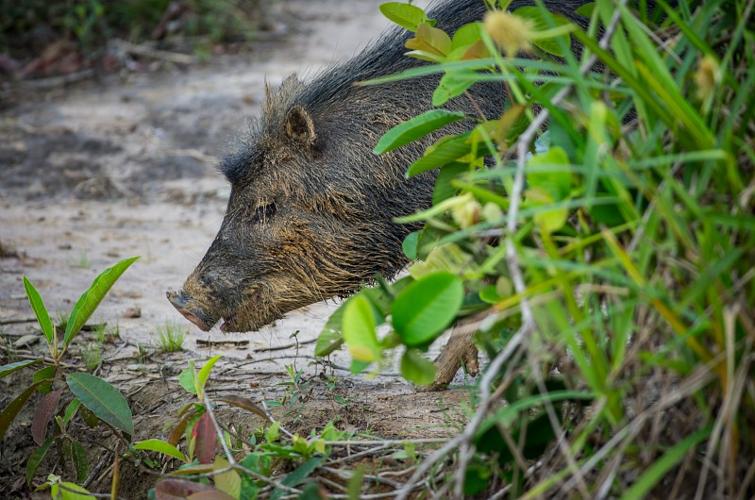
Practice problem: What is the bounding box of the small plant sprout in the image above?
[0,256,139,495]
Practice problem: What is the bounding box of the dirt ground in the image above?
[0,0,472,496]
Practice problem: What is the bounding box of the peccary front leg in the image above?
[430,326,479,389]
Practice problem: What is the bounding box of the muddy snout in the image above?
[166,289,219,331]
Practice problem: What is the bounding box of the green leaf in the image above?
[379,2,429,32]
[342,296,381,363]
[134,439,188,462]
[23,277,54,346]
[451,22,483,50]
[316,279,411,358]
[213,457,241,499]
[66,372,134,436]
[432,162,468,204]
[392,272,464,347]
[62,399,81,429]
[196,355,221,397]
[409,243,472,279]
[315,307,346,357]
[527,146,572,200]
[620,426,712,500]
[432,73,475,106]
[0,359,39,378]
[402,231,420,260]
[270,456,324,500]
[178,361,197,395]
[64,256,139,348]
[407,135,471,178]
[400,349,437,385]
[575,2,594,17]
[51,481,96,500]
[26,437,53,485]
[373,109,465,154]
[527,187,569,233]
[0,382,40,440]
[71,440,89,483]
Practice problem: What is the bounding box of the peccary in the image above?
[168,0,590,383]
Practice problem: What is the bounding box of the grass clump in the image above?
[313,0,754,497]
[156,322,186,353]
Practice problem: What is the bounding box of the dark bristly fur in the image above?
[170,0,592,334]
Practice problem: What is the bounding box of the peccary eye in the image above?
[251,202,277,224]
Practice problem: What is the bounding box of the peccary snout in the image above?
[166,288,219,332]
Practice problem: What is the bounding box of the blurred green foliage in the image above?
[0,0,264,57]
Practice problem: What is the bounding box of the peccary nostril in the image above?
[166,289,219,332]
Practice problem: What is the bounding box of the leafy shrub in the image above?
[0,0,264,58]
[316,0,754,496]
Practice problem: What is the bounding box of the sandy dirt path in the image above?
[0,4,470,488]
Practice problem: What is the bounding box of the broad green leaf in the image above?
[379,2,429,32]
[451,22,483,50]
[0,359,39,378]
[26,437,53,484]
[0,382,40,440]
[66,372,134,436]
[405,23,451,58]
[409,243,472,279]
[620,426,712,500]
[23,277,54,346]
[134,438,188,462]
[315,302,346,357]
[374,109,465,154]
[33,365,56,386]
[270,456,324,500]
[64,256,139,348]
[213,457,241,499]
[432,162,468,204]
[479,285,502,304]
[575,2,594,17]
[392,272,464,346]
[407,135,471,177]
[526,187,569,233]
[432,73,475,106]
[527,146,572,199]
[178,361,197,395]
[400,349,437,385]
[342,296,381,362]
[51,481,95,500]
[196,355,221,397]
[402,231,420,260]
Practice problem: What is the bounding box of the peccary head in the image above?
[168,75,435,332]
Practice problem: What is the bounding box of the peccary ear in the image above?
[285,106,317,146]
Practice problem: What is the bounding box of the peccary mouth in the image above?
[166,289,219,331]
